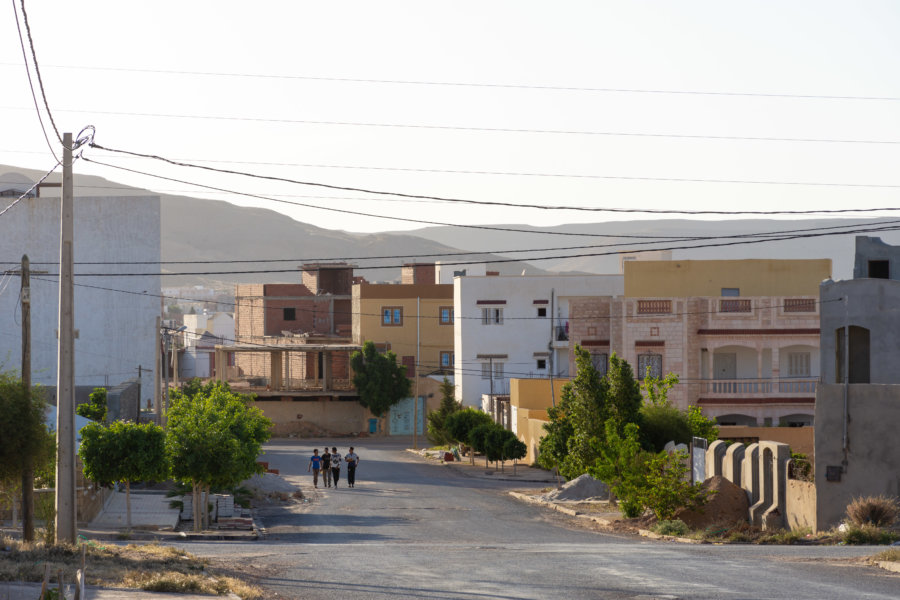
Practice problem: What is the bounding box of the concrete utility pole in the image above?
[21,254,34,541]
[155,316,161,425]
[55,132,77,544]
[413,296,420,450]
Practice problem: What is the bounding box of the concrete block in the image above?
[705,440,728,479]
[741,443,760,507]
[748,441,790,529]
[723,443,745,487]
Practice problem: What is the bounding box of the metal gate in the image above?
[389,396,425,435]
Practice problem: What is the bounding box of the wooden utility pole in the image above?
[21,254,34,541]
[55,132,77,544]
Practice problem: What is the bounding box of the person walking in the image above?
[330,446,342,488]
[345,447,360,488]
[321,447,332,488]
[307,449,322,488]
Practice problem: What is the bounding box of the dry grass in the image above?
[0,536,265,598]
[845,495,900,528]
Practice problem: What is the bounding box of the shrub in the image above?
[840,524,899,545]
[845,495,900,528]
[652,519,690,537]
[445,408,493,448]
[638,404,691,452]
[873,548,900,562]
[641,449,709,521]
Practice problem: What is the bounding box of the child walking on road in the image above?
[321,448,332,487]
[345,447,360,488]
[307,449,321,488]
[330,447,342,488]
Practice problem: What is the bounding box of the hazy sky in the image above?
[3,1,900,233]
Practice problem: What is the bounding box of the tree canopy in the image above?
[350,341,412,418]
[76,387,108,422]
[0,373,50,483]
[426,378,461,446]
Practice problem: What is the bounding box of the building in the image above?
[224,263,366,435]
[570,259,829,425]
[353,265,454,434]
[0,176,160,405]
[453,273,624,407]
[815,236,900,529]
[181,311,235,379]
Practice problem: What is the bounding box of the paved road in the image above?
[173,438,900,600]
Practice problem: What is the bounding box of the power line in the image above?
[14,0,63,147]
[3,105,898,146]
[6,62,900,102]
[12,216,900,266]
[0,161,60,218]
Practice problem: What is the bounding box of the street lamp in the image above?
[161,325,187,426]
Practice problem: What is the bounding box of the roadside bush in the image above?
[652,519,690,537]
[845,495,900,528]
[840,524,899,545]
[642,449,709,521]
[638,404,691,452]
[426,378,461,446]
[445,408,493,449]
[873,548,900,562]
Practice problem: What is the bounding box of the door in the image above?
[388,396,425,435]
[713,353,737,379]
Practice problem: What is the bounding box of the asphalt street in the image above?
[170,438,900,600]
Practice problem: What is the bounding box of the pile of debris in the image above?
[542,474,610,502]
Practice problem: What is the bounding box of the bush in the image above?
[873,548,900,562]
[445,408,493,448]
[652,519,690,537]
[638,404,691,452]
[426,378,461,446]
[840,524,899,545]
[845,495,900,528]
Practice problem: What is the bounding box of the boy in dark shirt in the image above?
[321,448,332,487]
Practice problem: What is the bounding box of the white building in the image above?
[0,179,160,403]
[181,311,235,379]
[453,273,624,407]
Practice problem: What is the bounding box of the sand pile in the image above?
[674,476,749,528]
[543,474,609,501]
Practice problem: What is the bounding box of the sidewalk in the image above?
[407,448,560,483]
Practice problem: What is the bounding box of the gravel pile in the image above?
[243,472,299,495]
[543,474,609,501]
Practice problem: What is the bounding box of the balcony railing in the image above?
[719,299,752,313]
[239,376,354,392]
[703,378,816,396]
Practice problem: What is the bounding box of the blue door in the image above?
[389,396,425,435]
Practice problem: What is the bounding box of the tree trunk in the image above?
[125,480,132,529]
[203,485,210,530]
[22,461,34,541]
[193,483,201,532]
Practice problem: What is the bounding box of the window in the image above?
[721,288,740,297]
[481,362,504,379]
[787,352,811,377]
[868,260,890,279]
[536,358,547,370]
[382,306,403,326]
[590,353,608,376]
[481,307,503,325]
[637,353,662,379]
[537,307,547,317]
[439,306,454,325]
[283,307,296,321]
[440,351,454,368]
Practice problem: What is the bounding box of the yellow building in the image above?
[353,280,455,377]
[624,259,832,298]
[509,378,571,464]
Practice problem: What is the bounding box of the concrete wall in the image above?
[106,379,141,423]
[820,278,900,384]
[624,259,832,298]
[253,398,374,436]
[852,236,900,279]
[815,384,900,530]
[518,409,549,465]
[509,378,571,410]
[786,479,817,531]
[0,195,159,401]
[717,426,814,456]
[454,274,623,406]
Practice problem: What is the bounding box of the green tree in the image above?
[685,405,719,444]
[558,346,609,479]
[350,341,412,418]
[166,382,271,531]
[503,436,528,475]
[641,449,709,521]
[468,422,496,467]
[640,371,679,407]
[426,378,461,446]
[605,353,642,428]
[588,420,648,518]
[536,392,574,472]
[0,372,51,541]
[638,404,692,452]
[444,407,493,450]
[79,420,167,527]
[76,387,108,422]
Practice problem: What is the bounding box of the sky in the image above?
[2,1,900,234]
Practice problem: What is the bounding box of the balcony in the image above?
[702,378,816,396]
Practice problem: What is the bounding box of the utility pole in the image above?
[136,365,142,423]
[413,297,420,450]
[55,132,77,544]
[154,316,161,425]
[21,254,34,541]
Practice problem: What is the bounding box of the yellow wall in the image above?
[624,259,832,298]
[518,409,549,465]
[354,283,454,375]
[510,378,571,410]
[717,425,814,457]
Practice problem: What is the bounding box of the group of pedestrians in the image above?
[307,446,361,489]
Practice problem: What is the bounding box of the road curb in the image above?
[874,560,900,574]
